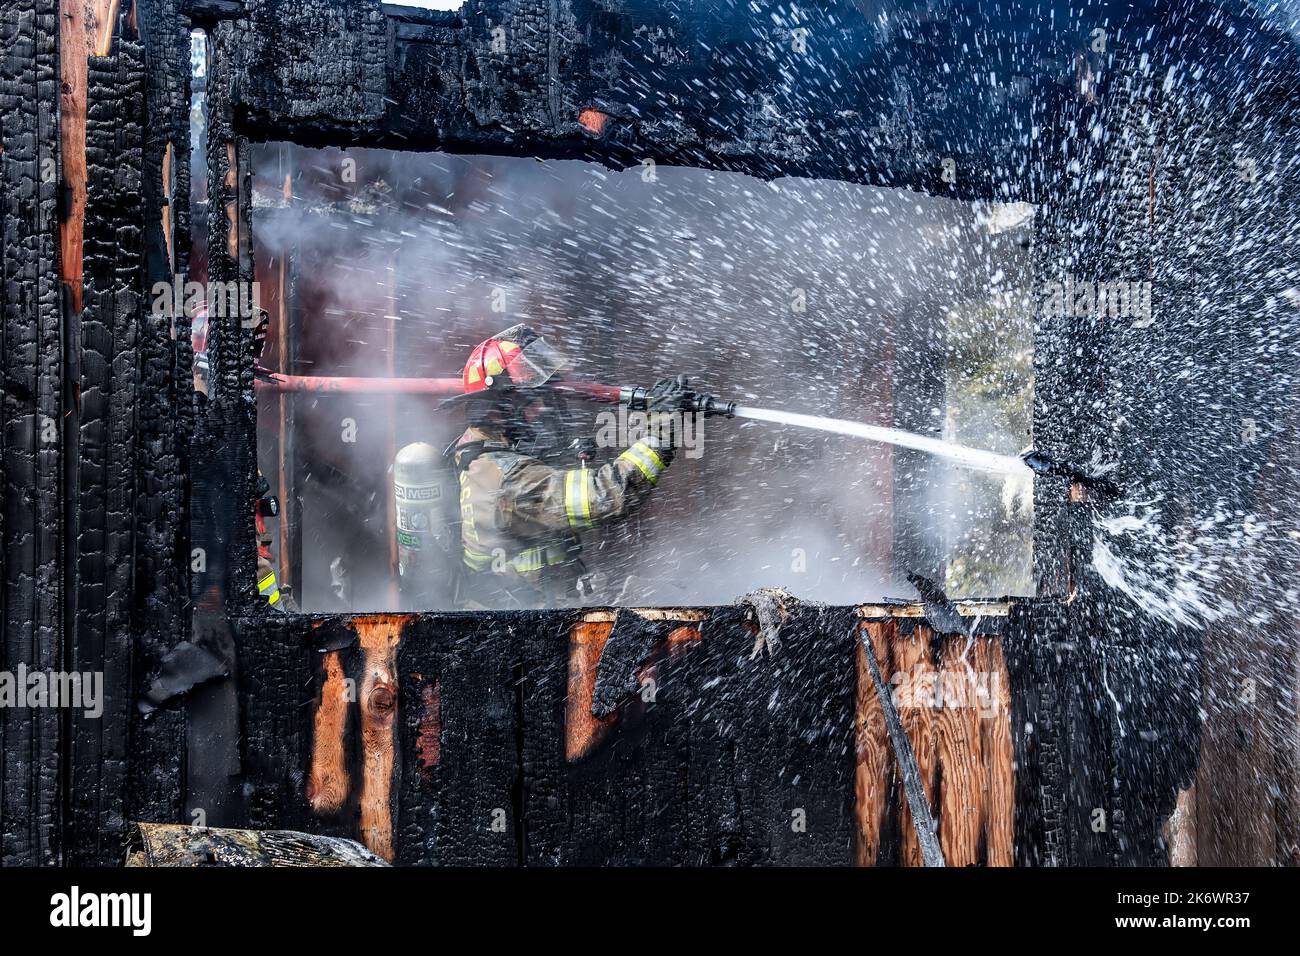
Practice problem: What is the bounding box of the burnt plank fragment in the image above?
[396,613,522,865]
[0,0,62,867]
[237,610,315,832]
[522,613,696,865]
[519,607,855,866]
[229,0,1078,201]
[67,30,147,864]
[130,0,195,837]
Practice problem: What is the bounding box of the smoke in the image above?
[252,145,1032,610]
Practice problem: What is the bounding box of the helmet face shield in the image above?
[492,324,571,388]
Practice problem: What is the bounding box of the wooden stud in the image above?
[354,614,406,861]
[935,635,985,865]
[895,623,939,867]
[853,620,893,866]
[306,650,350,815]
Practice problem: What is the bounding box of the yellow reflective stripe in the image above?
[619,441,664,486]
[258,572,280,605]
[619,448,655,484]
[514,550,543,572]
[459,472,479,544]
[464,542,569,574]
[565,469,582,530]
[634,440,666,473]
[579,465,593,529]
[463,548,493,571]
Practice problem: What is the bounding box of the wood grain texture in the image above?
[58,0,90,308]
[307,649,350,815]
[981,637,1015,866]
[854,621,893,866]
[894,624,939,867]
[935,635,984,866]
[354,615,406,860]
[565,621,615,763]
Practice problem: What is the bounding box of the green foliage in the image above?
[942,288,1035,597]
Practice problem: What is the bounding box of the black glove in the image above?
[646,375,691,412]
[644,375,692,449]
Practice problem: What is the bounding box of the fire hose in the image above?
[254,370,738,417]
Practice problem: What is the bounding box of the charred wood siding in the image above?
[0,0,192,865]
[0,0,62,867]
[298,606,1018,866]
[1029,41,1300,863]
[69,35,146,865]
[229,0,1081,200]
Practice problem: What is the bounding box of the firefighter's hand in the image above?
[646,375,692,412]
[645,376,691,449]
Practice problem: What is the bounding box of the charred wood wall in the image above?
[1,0,62,866]
[294,605,1021,866]
[1030,23,1300,863]
[232,0,1065,198]
[1,0,1297,865]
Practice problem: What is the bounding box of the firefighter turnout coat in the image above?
[454,424,672,608]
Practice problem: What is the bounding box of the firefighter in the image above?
[451,324,688,609]
[254,469,289,609]
[193,297,288,610]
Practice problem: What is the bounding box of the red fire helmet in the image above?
[462,324,570,393]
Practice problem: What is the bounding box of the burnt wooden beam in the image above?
[1,0,64,867]
[180,0,244,21]
[67,24,146,864]
[125,0,192,851]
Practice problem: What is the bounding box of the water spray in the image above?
[258,370,1038,478]
[1020,450,1120,499]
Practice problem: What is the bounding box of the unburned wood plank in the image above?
[307,649,350,815]
[981,636,1014,866]
[566,620,615,762]
[935,635,984,866]
[894,623,939,867]
[91,0,118,57]
[854,621,892,866]
[354,614,405,861]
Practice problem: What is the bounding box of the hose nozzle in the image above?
[1021,449,1120,499]
[620,384,737,419]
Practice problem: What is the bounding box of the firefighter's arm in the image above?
[498,378,689,532]
[498,432,673,533]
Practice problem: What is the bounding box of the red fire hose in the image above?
[254,371,623,404]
